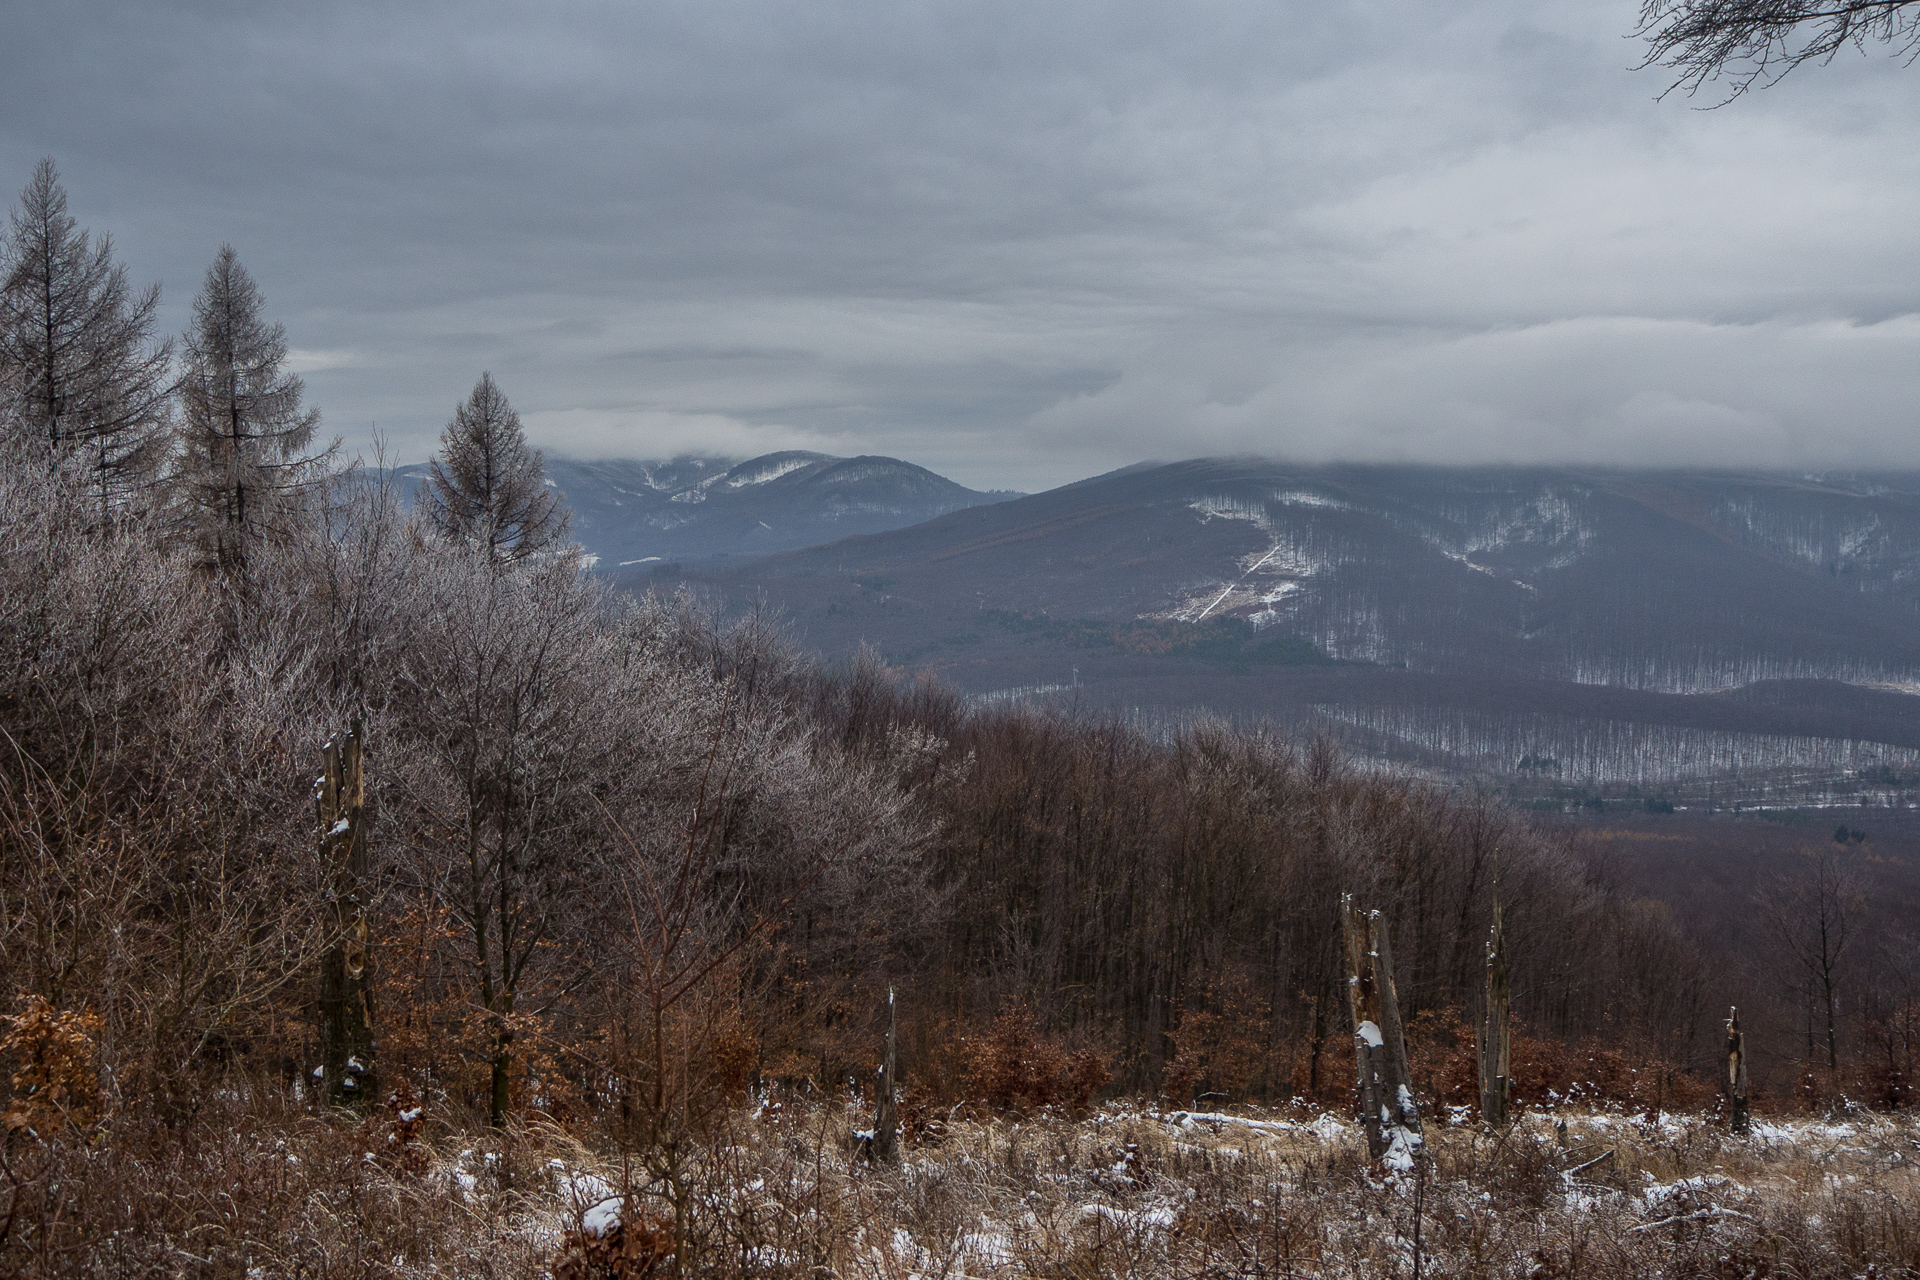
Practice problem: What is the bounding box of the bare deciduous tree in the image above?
[1760,850,1861,1075]
[0,159,172,507]
[0,445,333,1117]
[1640,0,1920,99]
[390,549,619,1124]
[421,373,569,563]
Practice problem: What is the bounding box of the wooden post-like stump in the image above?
[872,987,899,1163]
[317,716,375,1107]
[1341,896,1423,1168]
[1727,1006,1750,1135]
[1478,892,1511,1128]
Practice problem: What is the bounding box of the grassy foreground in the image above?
[10,1092,1920,1277]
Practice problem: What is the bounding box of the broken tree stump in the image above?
[1727,1006,1750,1135]
[317,715,375,1107]
[872,986,899,1163]
[1478,891,1512,1128]
[1341,895,1423,1168]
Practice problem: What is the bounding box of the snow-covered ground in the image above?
[498,1100,1920,1279]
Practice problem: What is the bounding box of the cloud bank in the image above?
[4,0,1918,489]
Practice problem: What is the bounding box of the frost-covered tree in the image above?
[0,158,172,506]
[173,246,334,573]
[421,372,568,563]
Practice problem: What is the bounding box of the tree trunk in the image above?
[491,1031,513,1129]
[872,987,899,1163]
[1477,893,1511,1128]
[1823,972,1840,1073]
[1726,1006,1750,1135]
[1341,896,1423,1168]
[317,716,375,1107]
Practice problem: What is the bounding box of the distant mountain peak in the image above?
[513,450,1015,567]
[723,452,835,487]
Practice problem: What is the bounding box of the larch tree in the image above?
[174,245,334,574]
[421,372,569,563]
[0,158,172,508]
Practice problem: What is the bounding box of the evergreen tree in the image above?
[421,372,568,562]
[174,245,334,572]
[0,158,172,507]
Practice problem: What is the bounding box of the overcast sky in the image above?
[5,1,1918,491]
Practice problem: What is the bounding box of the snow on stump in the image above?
[1341,895,1424,1169]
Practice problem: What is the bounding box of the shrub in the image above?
[1,993,104,1136]
[958,1009,1109,1112]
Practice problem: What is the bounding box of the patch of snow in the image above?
[1167,1111,1293,1135]
[1356,1021,1384,1048]
[1188,496,1271,529]
[581,1197,622,1238]
[1271,489,1352,511]
[1381,1125,1420,1172]
[1082,1203,1178,1229]
[960,1221,1015,1267]
[1439,549,1498,577]
[727,457,817,487]
[1855,681,1920,697]
[1305,1112,1349,1143]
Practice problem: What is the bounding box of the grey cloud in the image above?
[5,0,1919,491]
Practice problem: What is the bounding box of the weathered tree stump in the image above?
[872,987,899,1163]
[1478,892,1512,1128]
[1341,895,1423,1168]
[317,716,375,1107]
[1727,1006,1750,1135]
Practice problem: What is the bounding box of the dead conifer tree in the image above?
[1478,890,1511,1128]
[1341,895,1423,1167]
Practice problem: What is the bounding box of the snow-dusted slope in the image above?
[700,459,1920,695]
[394,452,1013,566]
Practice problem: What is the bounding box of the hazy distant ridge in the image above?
[396,451,1014,567]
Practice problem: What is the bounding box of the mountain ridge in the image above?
[625,457,1920,799]
[394,450,1016,567]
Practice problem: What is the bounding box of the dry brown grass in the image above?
[6,1091,1920,1277]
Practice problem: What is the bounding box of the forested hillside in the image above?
[646,458,1920,802]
